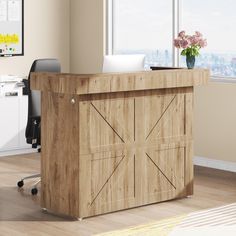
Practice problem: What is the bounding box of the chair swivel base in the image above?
[17,173,41,195]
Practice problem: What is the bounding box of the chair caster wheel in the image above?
[42,208,47,213]
[31,188,38,195]
[17,180,24,188]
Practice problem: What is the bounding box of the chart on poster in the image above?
[0,0,23,56]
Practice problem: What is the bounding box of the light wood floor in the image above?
[0,153,236,236]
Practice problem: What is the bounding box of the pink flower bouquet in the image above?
[174,31,207,56]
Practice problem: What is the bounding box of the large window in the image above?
[112,0,173,67]
[182,0,236,78]
[110,0,236,79]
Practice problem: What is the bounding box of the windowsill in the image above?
[210,76,236,84]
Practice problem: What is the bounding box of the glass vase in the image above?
[186,55,195,69]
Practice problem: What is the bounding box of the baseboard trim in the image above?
[0,148,37,157]
[194,156,236,173]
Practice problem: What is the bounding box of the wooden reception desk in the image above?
[31,68,209,218]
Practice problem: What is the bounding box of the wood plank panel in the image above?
[30,69,209,95]
[77,88,193,217]
[41,92,80,217]
[79,150,135,217]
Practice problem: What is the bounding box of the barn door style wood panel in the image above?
[79,96,136,217]
[79,88,193,217]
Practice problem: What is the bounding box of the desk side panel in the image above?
[41,92,80,217]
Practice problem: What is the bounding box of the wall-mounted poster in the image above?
[0,0,23,56]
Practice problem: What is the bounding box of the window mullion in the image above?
[106,0,113,55]
[173,0,181,67]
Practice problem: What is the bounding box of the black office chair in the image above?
[17,59,61,195]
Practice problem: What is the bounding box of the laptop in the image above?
[102,54,145,73]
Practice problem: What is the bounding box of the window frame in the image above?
[106,0,181,66]
[107,0,236,81]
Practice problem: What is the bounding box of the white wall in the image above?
[195,82,236,163]
[70,0,106,74]
[0,0,70,76]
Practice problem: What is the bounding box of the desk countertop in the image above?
[30,69,209,95]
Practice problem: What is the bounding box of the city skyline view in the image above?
[113,0,236,78]
[115,49,236,78]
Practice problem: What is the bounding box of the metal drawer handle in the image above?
[16,82,25,88]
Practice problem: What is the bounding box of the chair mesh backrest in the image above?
[26,59,61,138]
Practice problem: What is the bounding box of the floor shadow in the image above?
[0,186,75,222]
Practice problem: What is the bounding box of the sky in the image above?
[182,0,236,53]
[114,0,236,53]
[113,0,172,51]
